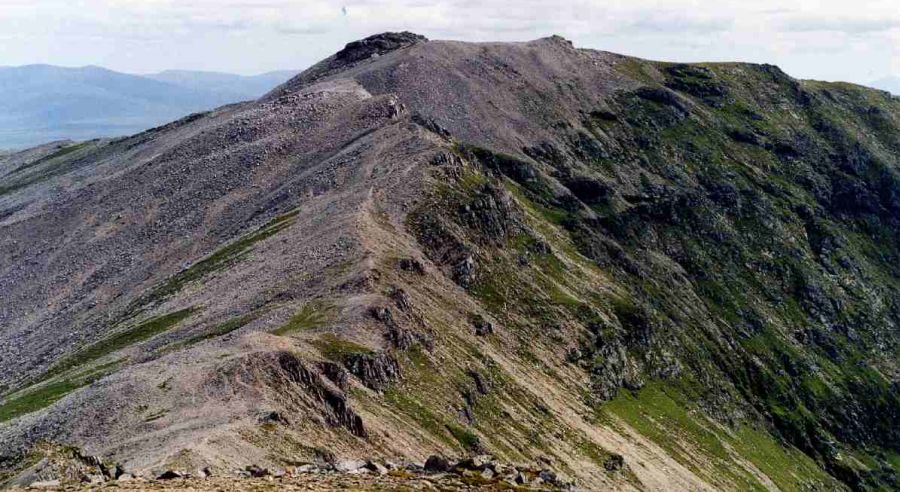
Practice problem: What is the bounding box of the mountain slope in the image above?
[0,33,898,490]
[0,65,296,149]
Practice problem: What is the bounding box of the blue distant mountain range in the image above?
[0,65,297,148]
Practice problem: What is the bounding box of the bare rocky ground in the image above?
[13,476,550,492]
[2,32,898,491]
[10,452,572,491]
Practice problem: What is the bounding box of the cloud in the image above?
[781,16,900,34]
[274,24,333,35]
[625,13,734,34]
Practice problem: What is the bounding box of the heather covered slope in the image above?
[1,33,898,490]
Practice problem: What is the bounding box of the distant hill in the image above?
[145,69,298,101]
[0,65,297,149]
[870,76,900,94]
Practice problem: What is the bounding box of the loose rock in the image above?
[334,459,366,473]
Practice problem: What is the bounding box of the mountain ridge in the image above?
[0,33,898,490]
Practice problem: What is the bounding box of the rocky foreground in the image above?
[19,477,554,491]
[10,447,573,491]
[17,473,562,492]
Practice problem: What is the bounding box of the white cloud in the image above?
[781,16,900,34]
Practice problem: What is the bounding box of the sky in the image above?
[0,0,898,85]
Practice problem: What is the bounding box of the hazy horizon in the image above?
[1,1,898,86]
[0,64,298,78]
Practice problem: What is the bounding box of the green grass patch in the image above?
[603,382,839,491]
[885,451,900,471]
[383,386,459,447]
[546,283,582,307]
[604,383,736,466]
[730,425,842,491]
[0,379,85,423]
[47,308,195,377]
[310,334,373,361]
[271,302,331,336]
[12,142,91,173]
[0,141,103,197]
[576,437,615,466]
[0,358,121,423]
[446,423,481,451]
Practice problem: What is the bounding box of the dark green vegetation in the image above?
[48,308,195,378]
[0,141,98,196]
[0,380,86,424]
[0,360,120,423]
[411,61,899,490]
[12,142,91,173]
[0,309,195,422]
[0,212,295,421]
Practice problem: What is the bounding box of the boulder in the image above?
[364,461,389,475]
[156,470,183,480]
[28,480,61,489]
[245,465,269,477]
[294,464,319,474]
[455,454,495,471]
[84,474,105,484]
[514,471,528,484]
[334,459,366,473]
[335,32,427,64]
[390,288,413,312]
[343,352,401,391]
[603,453,625,471]
[107,465,123,479]
[424,455,451,473]
[471,315,494,336]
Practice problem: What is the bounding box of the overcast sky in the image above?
[1,1,898,85]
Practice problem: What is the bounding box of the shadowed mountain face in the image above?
[0,33,898,490]
[0,65,297,149]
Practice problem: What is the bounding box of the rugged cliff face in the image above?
[1,33,897,490]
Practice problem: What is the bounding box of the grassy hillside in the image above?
[408,58,899,490]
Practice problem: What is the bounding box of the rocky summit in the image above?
[1,32,898,491]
